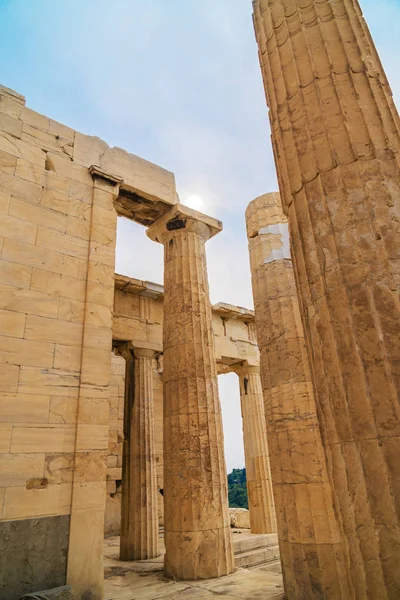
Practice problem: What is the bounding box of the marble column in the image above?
[120,347,159,561]
[246,193,352,599]
[234,365,276,534]
[147,205,234,580]
[253,1,400,597]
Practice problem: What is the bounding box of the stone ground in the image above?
[104,535,285,600]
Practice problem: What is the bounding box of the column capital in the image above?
[233,364,260,377]
[89,165,124,196]
[133,348,156,359]
[147,203,222,244]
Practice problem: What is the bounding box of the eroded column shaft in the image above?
[120,348,159,561]
[236,366,276,534]
[253,1,400,597]
[148,213,234,580]
[246,193,352,599]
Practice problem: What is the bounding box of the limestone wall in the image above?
[0,84,177,599]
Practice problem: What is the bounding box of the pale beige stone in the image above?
[0,453,45,487]
[120,348,159,561]
[246,192,352,599]
[253,1,400,596]
[234,365,276,534]
[9,196,67,232]
[0,308,25,338]
[0,424,12,453]
[2,482,71,520]
[147,207,234,580]
[0,363,19,392]
[0,393,49,422]
[11,425,76,453]
[229,508,250,529]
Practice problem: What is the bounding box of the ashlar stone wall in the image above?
[0,84,177,600]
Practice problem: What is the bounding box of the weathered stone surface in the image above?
[147,208,234,580]
[229,507,250,529]
[246,193,352,599]
[20,585,72,600]
[253,1,400,597]
[119,347,159,561]
[234,365,276,534]
[0,515,70,600]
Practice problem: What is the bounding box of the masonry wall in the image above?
[0,84,177,599]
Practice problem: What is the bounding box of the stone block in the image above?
[10,197,67,232]
[0,393,50,423]
[0,424,12,453]
[0,308,25,338]
[0,453,45,487]
[0,363,19,392]
[0,515,70,600]
[2,238,64,274]
[0,260,30,289]
[25,315,83,345]
[48,396,78,424]
[75,424,109,451]
[44,453,74,484]
[15,158,45,186]
[20,585,73,600]
[0,285,59,318]
[11,425,76,453]
[58,297,85,323]
[37,226,89,260]
[0,213,37,244]
[2,482,72,520]
[0,112,22,137]
[229,508,250,529]
[0,172,42,203]
[53,344,82,371]
[0,336,55,368]
[0,149,17,174]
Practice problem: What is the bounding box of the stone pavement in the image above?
[104,535,284,600]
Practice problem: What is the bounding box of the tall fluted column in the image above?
[253,1,400,597]
[147,205,234,580]
[246,193,352,599]
[120,347,159,561]
[234,365,276,534]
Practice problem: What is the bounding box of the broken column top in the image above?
[245,192,286,239]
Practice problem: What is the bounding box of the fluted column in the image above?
[234,365,276,534]
[147,205,234,580]
[246,193,352,599]
[253,1,400,597]
[120,347,159,561]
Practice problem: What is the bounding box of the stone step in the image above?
[233,533,278,555]
[235,544,280,569]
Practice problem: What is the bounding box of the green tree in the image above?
[227,468,248,509]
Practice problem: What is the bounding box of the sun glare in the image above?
[185,194,204,212]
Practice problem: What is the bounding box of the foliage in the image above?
[227,468,248,509]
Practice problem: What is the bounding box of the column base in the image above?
[164,528,234,580]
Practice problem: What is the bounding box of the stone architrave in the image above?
[147,205,234,580]
[234,365,276,534]
[253,1,400,597]
[120,346,159,561]
[246,193,353,599]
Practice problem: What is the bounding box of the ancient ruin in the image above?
[0,84,277,599]
[0,0,399,599]
[252,0,400,598]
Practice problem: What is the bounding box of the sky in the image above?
[1,0,399,472]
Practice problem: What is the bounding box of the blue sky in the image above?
[1,0,399,471]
